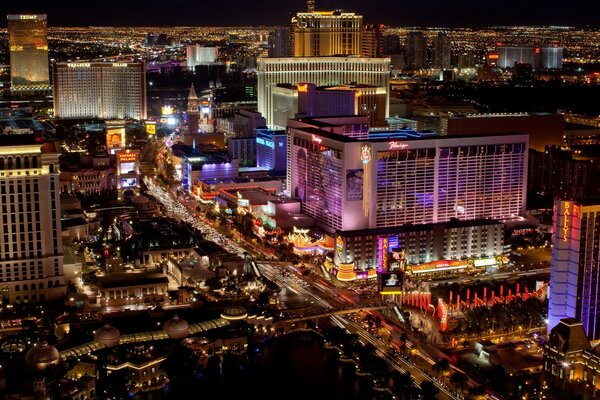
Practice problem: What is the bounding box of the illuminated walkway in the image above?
[60,318,230,359]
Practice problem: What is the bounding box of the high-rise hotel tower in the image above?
[7,14,51,93]
[0,133,65,304]
[53,62,147,120]
[549,199,600,340]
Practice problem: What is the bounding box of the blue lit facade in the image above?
[549,199,600,341]
[256,128,287,173]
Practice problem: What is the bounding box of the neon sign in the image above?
[389,142,409,150]
[311,135,322,144]
[68,63,90,68]
[563,202,570,242]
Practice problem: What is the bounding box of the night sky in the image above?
[0,0,598,27]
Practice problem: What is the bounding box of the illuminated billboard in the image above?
[146,121,156,135]
[120,177,137,188]
[380,271,404,293]
[106,127,125,149]
[389,247,406,271]
[346,169,363,201]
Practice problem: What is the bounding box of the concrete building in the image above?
[291,10,363,57]
[53,62,147,120]
[549,199,600,340]
[256,128,287,173]
[186,45,218,69]
[271,83,387,128]
[432,32,452,69]
[287,115,528,232]
[228,137,256,167]
[336,219,505,273]
[268,27,290,57]
[257,57,390,126]
[233,110,266,137]
[362,24,384,58]
[544,318,599,395]
[0,134,65,304]
[440,112,565,152]
[405,32,427,69]
[7,14,50,93]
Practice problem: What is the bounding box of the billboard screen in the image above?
[380,271,404,291]
[119,162,136,174]
[346,169,363,201]
[120,177,137,188]
[389,247,406,271]
[106,127,125,149]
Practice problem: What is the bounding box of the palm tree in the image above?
[433,358,450,383]
[420,380,439,400]
[450,371,468,393]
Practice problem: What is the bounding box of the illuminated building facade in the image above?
[257,57,390,125]
[549,199,600,340]
[496,45,562,70]
[336,219,505,272]
[287,116,527,272]
[272,83,387,128]
[291,11,363,57]
[116,149,140,199]
[256,128,287,173]
[7,14,50,93]
[0,134,65,304]
[53,62,147,120]
[186,45,218,69]
[362,24,384,58]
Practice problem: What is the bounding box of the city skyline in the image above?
[1,0,600,27]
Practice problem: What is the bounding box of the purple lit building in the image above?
[287,116,527,271]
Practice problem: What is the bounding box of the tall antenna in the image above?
[307,0,316,12]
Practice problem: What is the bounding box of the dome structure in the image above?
[163,315,189,339]
[24,341,60,371]
[93,323,121,347]
[220,304,248,320]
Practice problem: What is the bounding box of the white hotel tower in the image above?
[53,61,147,120]
[257,57,390,127]
[0,134,65,304]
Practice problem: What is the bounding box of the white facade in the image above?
[53,62,147,120]
[186,45,218,69]
[257,57,390,126]
[0,139,65,304]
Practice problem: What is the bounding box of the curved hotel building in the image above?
[287,116,528,272]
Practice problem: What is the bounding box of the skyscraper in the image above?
[267,27,291,58]
[7,14,50,93]
[53,62,147,120]
[549,199,600,340]
[405,31,427,69]
[362,24,384,58]
[432,32,452,69]
[0,134,65,305]
[291,10,363,57]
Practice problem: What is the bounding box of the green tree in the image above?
[420,380,439,400]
